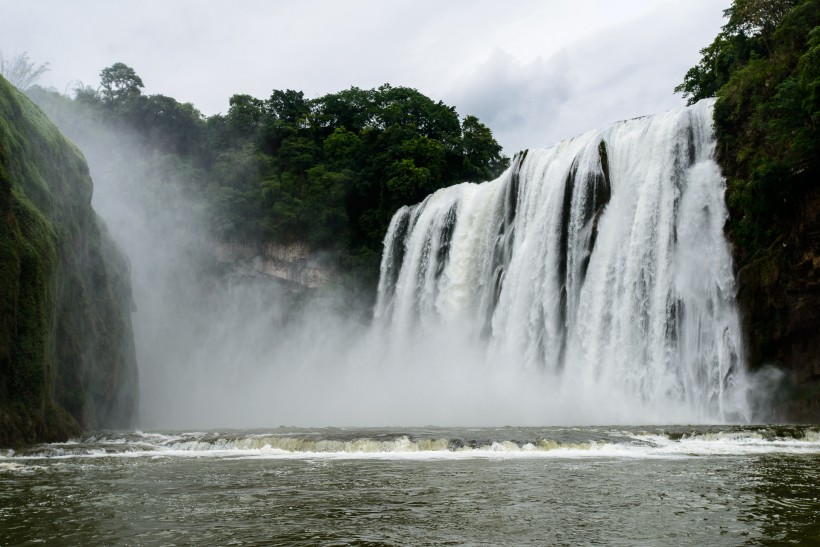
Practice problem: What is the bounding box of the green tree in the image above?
[99,62,144,106]
[32,67,508,286]
[674,0,800,104]
[708,0,820,255]
[123,94,205,158]
[460,115,508,181]
[227,94,265,138]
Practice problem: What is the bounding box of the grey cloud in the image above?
[449,48,572,153]
[0,0,728,156]
[442,0,728,156]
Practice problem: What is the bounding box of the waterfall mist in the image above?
[28,91,560,428]
[31,115,374,429]
[32,94,771,427]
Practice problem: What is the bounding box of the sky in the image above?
[0,0,729,154]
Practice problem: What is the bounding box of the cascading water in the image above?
[375,99,748,422]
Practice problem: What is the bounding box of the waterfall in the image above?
[375,99,747,422]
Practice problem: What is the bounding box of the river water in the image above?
[1,426,819,545]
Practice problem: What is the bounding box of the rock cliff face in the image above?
[213,240,340,288]
[0,76,138,446]
[734,189,820,422]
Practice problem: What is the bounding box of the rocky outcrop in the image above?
[0,76,138,446]
[734,188,820,422]
[213,240,340,288]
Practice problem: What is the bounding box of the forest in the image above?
[29,71,509,285]
[677,0,819,261]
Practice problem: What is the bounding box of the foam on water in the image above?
[3,427,818,461]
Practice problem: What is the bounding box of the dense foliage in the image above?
[210,85,508,277]
[33,73,509,284]
[676,0,819,261]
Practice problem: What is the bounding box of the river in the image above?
[2,426,818,545]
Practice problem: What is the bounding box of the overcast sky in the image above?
[0,0,728,154]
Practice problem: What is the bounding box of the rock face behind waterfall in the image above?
[212,240,340,288]
[734,191,820,422]
[0,76,137,446]
[376,99,748,422]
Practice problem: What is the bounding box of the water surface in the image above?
[1,426,818,545]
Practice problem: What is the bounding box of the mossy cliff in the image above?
[0,75,137,446]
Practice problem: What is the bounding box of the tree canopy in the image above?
[99,62,144,106]
[208,83,509,279]
[30,64,509,285]
[677,0,819,259]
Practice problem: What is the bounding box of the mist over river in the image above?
[2,426,820,545]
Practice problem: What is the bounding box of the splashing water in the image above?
[375,99,748,423]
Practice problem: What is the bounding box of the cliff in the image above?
[733,189,820,421]
[212,240,340,288]
[0,76,138,446]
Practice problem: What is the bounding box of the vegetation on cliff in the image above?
[29,74,508,286]
[0,76,138,445]
[677,0,820,417]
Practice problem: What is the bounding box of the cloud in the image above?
[441,0,728,155]
[0,0,728,155]
[451,48,572,147]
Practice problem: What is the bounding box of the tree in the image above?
[227,94,265,138]
[461,115,508,182]
[674,0,801,104]
[128,94,206,157]
[0,51,49,90]
[266,89,309,124]
[73,83,101,105]
[34,69,508,285]
[99,62,144,106]
[729,0,798,39]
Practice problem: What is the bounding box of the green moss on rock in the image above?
[0,75,137,447]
